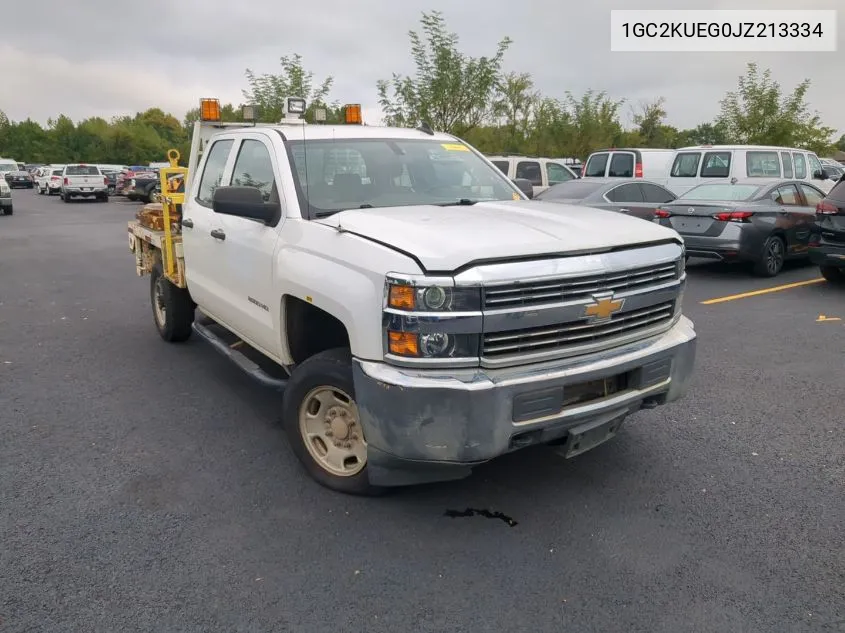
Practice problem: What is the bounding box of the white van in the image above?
[487,155,580,196]
[582,148,674,180]
[664,145,835,196]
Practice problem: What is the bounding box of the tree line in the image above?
[1,10,843,166]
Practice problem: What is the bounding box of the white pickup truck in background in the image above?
[61,164,109,202]
[127,97,697,495]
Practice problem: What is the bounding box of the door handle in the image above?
[181,218,194,228]
[210,228,226,241]
[619,208,630,213]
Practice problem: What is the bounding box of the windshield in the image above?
[65,165,100,176]
[286,138,519,217]
[680,183,761,201]
[536,180,603,201]
[0,162,17,173]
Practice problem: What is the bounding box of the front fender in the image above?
[276,223,425,361]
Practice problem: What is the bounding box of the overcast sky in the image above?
[2,0,842,137]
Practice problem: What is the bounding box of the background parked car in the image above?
[37,166,65,195]
[534,178,676,221]
[5,170,34,189]
[487,155,580,196]
[0,178,12,215]
[664,145,835,196]
[655,179,826,277]
[808,176,845,285]
[0,159,19,177]
[126,171,161,203]
[581,148,674,180]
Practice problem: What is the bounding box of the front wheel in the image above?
[820,265,845,285]
[754,235,785,277]
[282,348,384,496]
[150,261,194,342]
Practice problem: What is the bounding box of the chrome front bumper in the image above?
[353,316,696,486]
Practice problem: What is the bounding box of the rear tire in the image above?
[282,348,385,496]
[754,235,785,277]
[820,265,845,285]
[150,261,194,342]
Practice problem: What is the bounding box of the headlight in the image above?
[383,274,483,365]
[387,331,479,359]
[385,278,481,312]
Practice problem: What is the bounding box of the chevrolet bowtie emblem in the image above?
[584,296,624,320]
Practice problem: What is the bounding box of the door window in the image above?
[516,161,542,186]
[608,153,634,177]
[780,152,793,178]
[772,184,800,205]
[605,183,644,202]
[799,184,824,207]
[584,153,609,177]
[807,154,823,178]
[546,162,574,185]
[671,153,701,177]
[229,139,278,203]
[196,139,234,207]
[491,160,509,175]
[700,152,731,178]
[746,151,781,177]
[640,182,676,203]
[792,153,807,179]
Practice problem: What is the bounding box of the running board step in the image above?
[192,321,287,392]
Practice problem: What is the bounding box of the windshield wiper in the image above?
[436,199,478,207]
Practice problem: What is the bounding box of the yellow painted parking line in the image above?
[700,278,825,305]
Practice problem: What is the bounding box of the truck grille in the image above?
[482,301,676,359]
[483,261,678,309]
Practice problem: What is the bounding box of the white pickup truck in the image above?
[128,97,697,495]
[61,164,109,202]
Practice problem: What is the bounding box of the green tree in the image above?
[243,54,339,123]
[716,62,835,154]
[563,90,625,160]
[675,122,730,147]
[835,134,845,152]
[631,98,677,148]
[377,10,511,136]
[493,72,539,152]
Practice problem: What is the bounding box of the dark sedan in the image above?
[534,178,676,220]
[809,176,845,285]
[655,179,826,277]
[5,170,34,189]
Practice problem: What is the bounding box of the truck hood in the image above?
[315,200,681,272]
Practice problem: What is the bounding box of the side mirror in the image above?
[513,178,534,199]
[813,169,828,180]
[212,186,278,223]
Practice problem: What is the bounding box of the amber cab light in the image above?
[344,104,363,125]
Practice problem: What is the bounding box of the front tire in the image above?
[282,348,384,496]
[754,235,785,277]
[150,261,194,342]
[820,265,845,285]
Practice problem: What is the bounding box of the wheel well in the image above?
[284,296,350,365]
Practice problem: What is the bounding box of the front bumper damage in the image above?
[354,316,696,486]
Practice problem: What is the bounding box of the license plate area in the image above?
[671,217,713,234]
[563,373,628,408]
[561,414,626,459]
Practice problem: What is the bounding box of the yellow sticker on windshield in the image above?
[512,192,520,200]
[441,143,469,152]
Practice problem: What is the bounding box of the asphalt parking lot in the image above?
[2,190,843,633]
